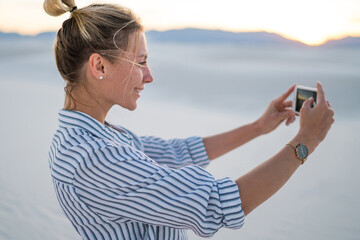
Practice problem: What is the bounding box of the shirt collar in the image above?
[58,109,132,145]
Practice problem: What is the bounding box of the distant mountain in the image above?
[146,28,307,47]
[1,29,359,48]
[0,31,56,40]
[322,37,360,48]
[34,32,57,39]
[0,32,23,39]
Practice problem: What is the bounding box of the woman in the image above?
[44,0,334,239]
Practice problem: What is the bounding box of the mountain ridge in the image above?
[1,28,359,48]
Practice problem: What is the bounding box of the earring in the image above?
[99,76,103,80]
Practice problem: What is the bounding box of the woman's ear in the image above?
[88,53,106,80]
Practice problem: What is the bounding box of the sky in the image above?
[0,0,359,45]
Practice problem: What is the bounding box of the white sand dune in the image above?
[0,39,359,240]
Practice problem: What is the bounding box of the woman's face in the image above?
[105,31,153,111]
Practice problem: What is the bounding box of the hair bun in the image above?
[43,0,76,16]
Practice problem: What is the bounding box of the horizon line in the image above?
[1,27,360,47]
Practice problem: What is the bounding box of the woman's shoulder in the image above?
[108,124,144,149]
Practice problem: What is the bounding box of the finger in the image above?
[286,117,295,126]
[302,97,314,109]
[280,109,295,120]
[291,115,296,123]
[316,82,326,103]
[282,100,293,108]
[324,118,334,135]
[285,118,291,126]
[275,84,296,103]
[285,114,295,126]
[326,100,332,108]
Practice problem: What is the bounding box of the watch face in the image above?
[296,144,309,160]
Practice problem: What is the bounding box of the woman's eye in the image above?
[139,61,147,66]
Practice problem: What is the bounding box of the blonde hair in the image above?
[43,0,143,109]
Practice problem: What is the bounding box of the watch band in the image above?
[286,143,305,165]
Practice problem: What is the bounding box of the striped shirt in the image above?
[49,109,245,240]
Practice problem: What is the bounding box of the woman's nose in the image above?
[143,67,154,83]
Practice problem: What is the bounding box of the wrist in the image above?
[253,119,266,136]
[291,131,318,155]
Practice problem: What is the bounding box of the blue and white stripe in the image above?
[49,109,245,239]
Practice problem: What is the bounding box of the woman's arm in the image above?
[236,134,305,216]
[237,82,334,215]
[203,120,264,160]
[203,85,297,160]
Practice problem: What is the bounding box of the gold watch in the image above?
[286,143,309,164]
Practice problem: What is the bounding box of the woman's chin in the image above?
[116,100,138,111]
[124,103,137,111]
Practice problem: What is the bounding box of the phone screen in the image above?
[296,88,317,112]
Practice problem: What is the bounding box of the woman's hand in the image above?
[256,85,296,135]
[295,82,335,154]
[237,83,334,216]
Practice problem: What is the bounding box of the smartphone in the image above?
[293,85,317,114]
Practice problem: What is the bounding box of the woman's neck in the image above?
[64,88,111,124]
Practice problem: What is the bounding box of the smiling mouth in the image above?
[134,88,143,94]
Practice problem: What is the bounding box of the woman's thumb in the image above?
[302,97,314,110]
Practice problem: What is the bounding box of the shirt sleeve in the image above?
[115,126,210,169]
[72,141,245,238]
[139,136,210,169]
